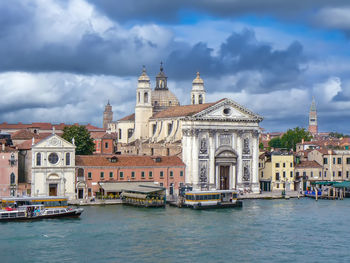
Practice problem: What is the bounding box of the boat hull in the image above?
[0,209,83,222]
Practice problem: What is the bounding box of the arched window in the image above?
[10,173,15,185]
[36,153,41,166]
[66,152,70,166]
[138,92,141,103]
[144,92,148,103]
[78,168,84,177]
[168,123,173,135]
[199,94,203,104]
[192,95,195,104]
[118,129,122,140]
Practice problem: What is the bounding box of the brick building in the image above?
[75,155,185,199]
[0,143,18,197]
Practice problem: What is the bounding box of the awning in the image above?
[99,182,157,192]
[312,181,336,186]
[333,181,350,188]
[121,192,147,199]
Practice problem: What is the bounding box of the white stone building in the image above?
[31,134,76,199]
[108,65,263,193]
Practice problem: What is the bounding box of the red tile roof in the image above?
[119,114,135,121]
[91,132,117,140]
[151,101,218,119]
[0,122,101,131]
[296,161,322,169]
[17,138,42,150]
[11,129,39,140]
[76,155,185,167]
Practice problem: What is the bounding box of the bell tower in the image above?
[191,72,206,105]
[103,101,113,130]
[155,62,168,90]
[308,97,318,135]
[134,66,152,140]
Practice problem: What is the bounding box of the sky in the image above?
[1,0,350,133]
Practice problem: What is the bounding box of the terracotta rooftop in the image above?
[0,122,100,132]
[151,101,219,119]
[76,155,185,167]
[17,138,42,150]
[315,148,334,155]
[296,161,322,169]
[119,113,135,122]
[11,129,40,140]
[91,132,118,140]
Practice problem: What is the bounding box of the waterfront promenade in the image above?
[69,191,303,206]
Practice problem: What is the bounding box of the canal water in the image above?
[1,198,350,263]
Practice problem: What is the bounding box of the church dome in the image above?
[151,89,180,113]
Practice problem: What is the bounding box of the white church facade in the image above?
[107,65,263,193]
[31,134,76,199]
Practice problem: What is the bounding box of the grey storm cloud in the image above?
[86,0,350,22]
[166,29,305,93]
[0,0,306,94]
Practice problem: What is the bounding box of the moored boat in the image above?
[0,196,83,222]
[0,205,83,221]
[181,190,243,209]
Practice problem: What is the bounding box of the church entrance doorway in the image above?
[49,184,58,196]
[220,166,230,190]
[78,189,84,199]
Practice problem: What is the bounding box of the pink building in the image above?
[75,155,185,199]
[0,143,18,197]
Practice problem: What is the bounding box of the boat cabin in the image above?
[1,196,68,209]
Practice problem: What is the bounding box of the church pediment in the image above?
[193,98,262,122]
[215,146,238,158]
[33,134,75,149]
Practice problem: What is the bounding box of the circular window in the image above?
[48,153,59,164]
[223,108,231,116]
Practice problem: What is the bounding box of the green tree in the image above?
[268,137,283,149]
[329,132,349,138]
[259,142,264,150]
[62,126,95,155]
[281,127,312,151]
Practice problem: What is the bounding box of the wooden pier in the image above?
[306,181,350,200]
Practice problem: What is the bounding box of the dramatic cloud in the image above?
[1,0,350,133]
[86,0,350,23]
[0,72,137,126]
[166,30,305,93]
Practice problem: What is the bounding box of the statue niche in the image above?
[199,137,208,155]
[243,137,250,154]
[243,161,250,181]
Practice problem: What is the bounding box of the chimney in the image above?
[302,138,304,144]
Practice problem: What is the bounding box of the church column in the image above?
[182,129,191,185]
[251,130,260,193]
[208,131,216,189]
[236,131,243,189]
[192,129,199,189]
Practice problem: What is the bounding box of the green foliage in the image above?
[268,137,283,149]
[259,142,264,150]
[62,126,95,155]
[280,127,312,151]
[329,132,349,138]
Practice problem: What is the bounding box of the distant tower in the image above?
[134,66,152,140]
[308,97,318,135]
[191,72,206,105]
[103,101,113,130]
